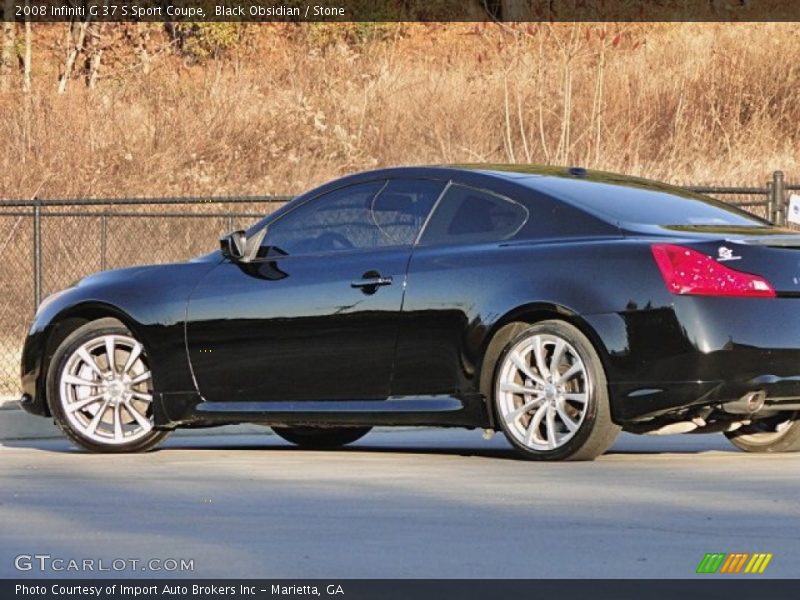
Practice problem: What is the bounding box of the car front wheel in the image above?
[493,320,620,461]
[47,319,170,453]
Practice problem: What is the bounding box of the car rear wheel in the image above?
[272,426,371,449]
[493,320,620,461]
[724,414,800,453]
[47,319,170,453]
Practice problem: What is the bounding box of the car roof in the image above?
[341,164,694,197]
[332,165,765,230]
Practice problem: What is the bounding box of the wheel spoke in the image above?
[66,393,104,413]
[63,373,98,387]
[504,397,544,423]
[526,403,548,446]
[124,399,153,432]
[545,405,558,449]
[556,404,578,432]
[105,336,116,374]
[131,391,153,402]
[563,392,588,404]
[557,363,583,385]
[532,336,550,379]
[129,370,152,385]
[122,342,143,375]
[85,399,111,435]
[549,339,566,376]
[500,381,541,395]
[76,347,103,377]
[509,353,545,386]
[113,402,123,442]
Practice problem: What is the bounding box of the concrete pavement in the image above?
[1,429,798,578]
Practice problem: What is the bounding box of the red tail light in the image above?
[651,244,775,298]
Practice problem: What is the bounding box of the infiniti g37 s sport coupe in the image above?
[19,165,800,460]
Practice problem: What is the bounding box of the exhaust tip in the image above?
[723,391,766,415]
[745,391,766,412]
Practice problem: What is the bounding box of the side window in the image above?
[370,179,446,247]
[418,184,529,246]
[261,181,385,256]
[258,178,444,257]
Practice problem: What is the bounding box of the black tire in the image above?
[272,426,371,449]
[47,318,170,453]
[492,320,620,461]
[724,414,800,453]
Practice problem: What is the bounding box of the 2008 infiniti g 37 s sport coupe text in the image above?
[19,165,800,460]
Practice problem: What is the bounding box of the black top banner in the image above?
[3,0,800,23]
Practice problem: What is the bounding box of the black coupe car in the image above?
[19,165,800,460]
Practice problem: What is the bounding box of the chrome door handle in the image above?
[351,276,393,289]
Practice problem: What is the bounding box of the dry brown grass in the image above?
[1,22,799,201]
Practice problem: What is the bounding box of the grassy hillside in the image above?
[1,22,799,199]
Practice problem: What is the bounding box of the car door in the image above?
[185,178,445,404]
[392,183,531,397]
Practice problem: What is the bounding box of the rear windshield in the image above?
[531,178,769,228]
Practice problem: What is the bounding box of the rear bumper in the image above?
[608,379,800,421]
[586,296,800,422]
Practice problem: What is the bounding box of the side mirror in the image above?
[220,228,268,263]
[220,230,247,262]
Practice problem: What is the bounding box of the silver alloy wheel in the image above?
[58,334,154,445]
[497,333,591,451]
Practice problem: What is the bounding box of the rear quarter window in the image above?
[418,184,528,246]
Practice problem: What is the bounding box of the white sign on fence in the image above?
[789,194,800,225]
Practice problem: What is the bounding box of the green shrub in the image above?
[172,23,241,61]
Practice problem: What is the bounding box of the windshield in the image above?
[530,177,770,228]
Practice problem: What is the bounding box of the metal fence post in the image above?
[32,202,42,308]
[772,170,786,226]
[766,180,775,223]
[100,214,108,271]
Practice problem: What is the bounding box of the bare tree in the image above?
[22,0,31,93]
[85,23,106,89]
[590,24,607,166]
[58,17,91,94]
[1,0,15,91]
[132,23,153,74]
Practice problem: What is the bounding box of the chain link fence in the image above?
[0,172,796,399]
[0,197,289,399]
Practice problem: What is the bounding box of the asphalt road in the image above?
[1,428,798,579]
